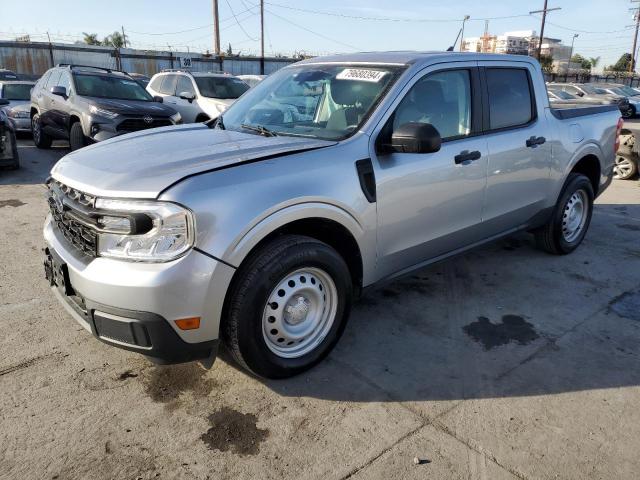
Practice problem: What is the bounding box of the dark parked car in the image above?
[0,69,19,80]
[128,72,151,88]
[0,98,19,169]
[30,64,182,151]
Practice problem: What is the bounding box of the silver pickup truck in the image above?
[43,52,620,378]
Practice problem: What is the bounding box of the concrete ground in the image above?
[0,128,639,480]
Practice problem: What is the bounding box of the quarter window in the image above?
[486,68,534,130]
[393,69,472,140]
[149,75,163,92]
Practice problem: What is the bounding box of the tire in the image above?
[622,105,636,119]
[31,113,52,149]
[614,154,638,180]
[195,114,211,123]
[222,234,353,379]
[69,122,87,151]
[534,173,594,255]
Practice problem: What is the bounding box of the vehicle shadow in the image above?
[0,139,68,186]
[244,203,640,404]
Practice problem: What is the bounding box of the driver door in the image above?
[370,63,489,279]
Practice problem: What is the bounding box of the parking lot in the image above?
[1,128,639,479]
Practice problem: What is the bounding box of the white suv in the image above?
[146,70,250,123]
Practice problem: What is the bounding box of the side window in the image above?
[159,75,178,95]
[37,71,52,91]
[45,70,61,90]
[564,85,579,95]
[486,68,534,130]
[149,75,163,92]
[58,72,72,94]
[393,69,472,140]
[176,75,195,96]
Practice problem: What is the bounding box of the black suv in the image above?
[30,65,181,150]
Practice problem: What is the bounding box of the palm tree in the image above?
[589,56,601,69]
[102,31,127,49]
[82,32,101,45]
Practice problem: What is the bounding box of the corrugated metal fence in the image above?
[0,41,296,78]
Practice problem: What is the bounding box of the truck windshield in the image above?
[194,76,250,99]
[74,74,153,101]
[220,64,404,140]
[2,83,32,100]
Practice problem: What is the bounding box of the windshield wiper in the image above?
[240,123,278,137]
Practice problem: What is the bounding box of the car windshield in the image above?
[616,85,638,96]
[549,89,574,100]
[194,76,250,99]
[2,83,32,100]
[221,64,404,140]
[579,85,602,95]
[74,74,153,101]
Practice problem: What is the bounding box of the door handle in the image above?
[454,150,482,164]
[526,136,546,147]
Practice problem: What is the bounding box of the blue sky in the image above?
[0,0,635,69]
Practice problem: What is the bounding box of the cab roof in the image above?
[296,51,540,67]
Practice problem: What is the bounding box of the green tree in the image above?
[539,54,554,73]
[608,53,633,72]
[589,56,601,69]
[82,32,101,45]
[570,54,591,70]
[102,31,127,49]
[226,43,233,56]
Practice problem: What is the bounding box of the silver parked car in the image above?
[44,52,619,378]
[548,82,633,118]
[0,80,34,132]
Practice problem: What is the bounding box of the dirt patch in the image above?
[463,315,540,350]
[609,290,640,322]
[0,199,25,208]
[143,363,215,404]
[617,223,640,232]
[200,407,269,456]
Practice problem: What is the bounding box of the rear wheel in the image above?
[614,154,638,180]
[69,122,87,151]
[31,113,52,149]
[222,235,353,379]
[534,173,594,255]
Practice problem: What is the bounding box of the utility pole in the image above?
[568,33,578,72]
[212,0,221,55]
[530,0,561,60]
[459,15,470,52]
[121,26,127,48]
[630,2,640,74]
[260,0,265,74]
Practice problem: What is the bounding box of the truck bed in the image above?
[550,104,619,120]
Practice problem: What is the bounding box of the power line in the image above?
[264,7,361,51]
[224,0,258,41]
[265,1,532,23]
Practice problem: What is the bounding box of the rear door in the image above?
[370,62,489,279]
[158,74,178,107]
[477,62,552,233]
[41,70,62,134]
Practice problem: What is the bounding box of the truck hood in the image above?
[51,124,335,198]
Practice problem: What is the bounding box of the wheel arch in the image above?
[224,203,367,293]
[562,143,604,198]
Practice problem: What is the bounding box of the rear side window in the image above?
[486,68,534,130]
[176,75,195,96]
[159,75,177,95]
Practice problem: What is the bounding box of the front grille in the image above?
[116,118,172,132]
[47,181,98,257]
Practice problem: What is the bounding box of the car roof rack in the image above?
[56,64,130,75]
[160,68,226,75]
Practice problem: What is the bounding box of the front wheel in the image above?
[31,113,52,149]
[222,235,353,379]
[69,122,87,151]
[534,173,594,255]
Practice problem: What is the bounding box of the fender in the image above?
[552,141,605,202]
[223,201,375,284]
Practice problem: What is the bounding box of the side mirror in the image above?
[153,96,163,103]
[50,86,67,98]
[179,91,196,102]
[0,99,9,106]
[576,92,584,97]
[390,122,442,154]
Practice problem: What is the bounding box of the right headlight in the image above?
[94,199,195,262]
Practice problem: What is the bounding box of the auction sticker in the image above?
[336,69,387,82]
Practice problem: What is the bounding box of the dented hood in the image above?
[51,124,335,198]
